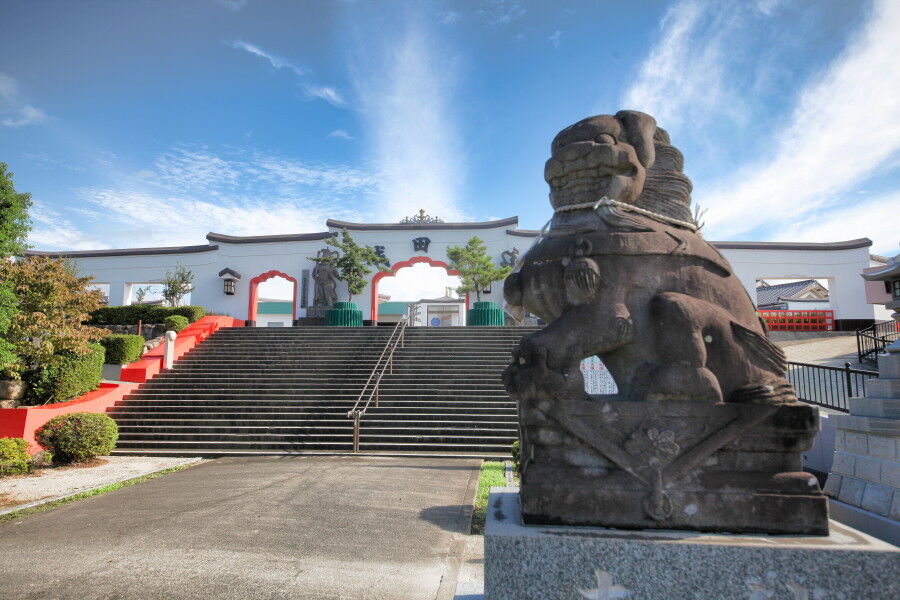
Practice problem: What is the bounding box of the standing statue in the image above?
[312,248,339,307]
[503,111,827,534]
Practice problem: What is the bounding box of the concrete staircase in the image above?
[109,325,540,457]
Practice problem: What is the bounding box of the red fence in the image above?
[758,310,834,331]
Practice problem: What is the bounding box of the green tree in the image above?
[0,256,103,378]
[446,237,512,302]
[312,229,390,302]
[0,163,32,376]
[0,162,31,258]
[162,264,194,307]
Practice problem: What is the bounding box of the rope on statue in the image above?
[554,196,699,232]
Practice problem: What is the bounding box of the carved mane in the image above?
[637,127,694,226]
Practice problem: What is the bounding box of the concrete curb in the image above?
[0,457,203,517]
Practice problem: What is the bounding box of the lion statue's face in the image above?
[545,112,658,209]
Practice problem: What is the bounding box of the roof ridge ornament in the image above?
[400,209,444,224]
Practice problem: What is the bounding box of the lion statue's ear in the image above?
[615,110,657,168]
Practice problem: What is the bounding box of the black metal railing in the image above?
[857,320,900,364]
[786,361,878,413]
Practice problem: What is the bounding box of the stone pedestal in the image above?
[485,488,898,600]
[305,305,330,319]
[824,350,900,544]
[520,396,828,535]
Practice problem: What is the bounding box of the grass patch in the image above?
[0,461,198,524]
[471,460,507,534]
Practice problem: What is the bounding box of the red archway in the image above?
[247,270,298,325]
[371,256,467,324]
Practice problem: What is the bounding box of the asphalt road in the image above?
[0,456,481,600]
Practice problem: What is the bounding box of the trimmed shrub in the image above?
[99,334,144,365]
[170,305,205,323]
[24,343,105,405]
[35,413,118,463]
[163,315,189,332]
[0,437,30,477]
[88,304,206,326]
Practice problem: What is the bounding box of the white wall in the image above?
[720,244,874,322]
[256,314,293,327]
[57,222,874,325]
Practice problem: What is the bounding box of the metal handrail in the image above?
[857,320,900,363]
[347,316,408,452]
[786,360,878,413]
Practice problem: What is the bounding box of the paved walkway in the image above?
[781,335,861,368]
[0,456,480,600]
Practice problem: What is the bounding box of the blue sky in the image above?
[1,0,897,255]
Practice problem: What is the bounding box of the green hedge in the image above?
[99,334,144,365]
[88,305,206,326]
[0,437,30,477]
[163,315,189,332]
[35,413,118,464]
[24,344,105,405]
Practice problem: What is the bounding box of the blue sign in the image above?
[430,317,441,327]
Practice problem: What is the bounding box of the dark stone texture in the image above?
[503,110,828,535]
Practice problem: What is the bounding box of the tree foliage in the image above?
[162,264,194,307]
[446,237,512,302]
[311,229,390,302]
[0,163,31,376]
[0,256,103,378]
[0,162,31,259]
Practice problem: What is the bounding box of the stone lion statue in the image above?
[504,110,793,405]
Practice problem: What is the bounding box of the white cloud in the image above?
[327,129,353,140]
[476,0,526,27]
[766,191,900,256]
[548,30,561,47]
[699,0,900,241]
[233,40,347,108]
[440,11,460,25]
[351,16,466,221]
[302,84,347,107]
[28,146,375,251]
[620,0,737,131]
[0,73,48,127]
[154,148,242,193]
[232,40,307,76]
[28,203,106,251]
[79,187,352,248]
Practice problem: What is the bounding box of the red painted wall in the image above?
[247,270,297,324]
[0,315,244,453]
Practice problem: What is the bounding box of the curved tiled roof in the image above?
[710,238,872,251]
[326,216,519,231]
[206,231,335,244]
[756,279,827,307]
[25,244,219,258]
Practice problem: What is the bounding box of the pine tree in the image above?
[312,229,390,302]
[446,237,512,302]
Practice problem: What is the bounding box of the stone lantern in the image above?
[862,254,900,352]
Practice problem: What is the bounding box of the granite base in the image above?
[485,488,898,600]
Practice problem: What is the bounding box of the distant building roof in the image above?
[756,279,828,307]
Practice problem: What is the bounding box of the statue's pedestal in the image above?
[484,488,898,600]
